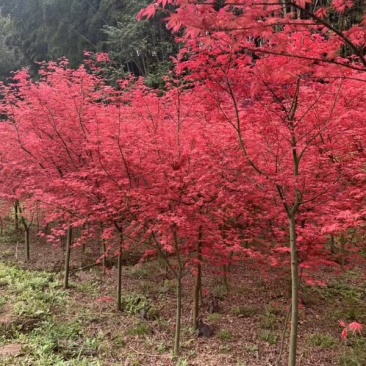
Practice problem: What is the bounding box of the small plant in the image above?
[307,333,336,349]
[259,330,278,345]
[212,284,228,298]
[156,342,170,353]
[231,306,257,318]
[245,344,259,353]
[339,341,366,366]
[129,265,149,280]
[159,279,175,295]
[219,344,231,353]
[120,293,150,315]
[218,330,232,341]
[176,359,189,366]
[127,322,152,336]
[261,310,277,330]
[207,313,221,322]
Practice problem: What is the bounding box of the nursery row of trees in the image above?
[0,0,366,365]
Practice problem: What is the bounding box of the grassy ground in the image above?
[0,231,365,365]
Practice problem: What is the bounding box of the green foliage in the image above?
[175,359,189,366]
[129,265,149,280]
[339,338,366,366]
[0,263,105,365]
[219,344,232,353]
[261,305,280,330]
[218,330,233,341]
[159,279,176,295]
[317,282,366,324]
[259,329,278,345]
[127,321,151,336]
[211,284,228,298]
[307,333,336,349]
[0,15,24,80]
[207,313,221,322]
[0,0,177,82]
[120,293,159,319]
[231,306,257,318]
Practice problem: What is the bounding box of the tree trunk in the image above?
[24,226,30,261]
[174,270,183,357]
[14,201,19,232]
[102,238,107,272]
[329,235,335,254]
[222,264,229,292]
[19,206,30,261]
[340,233,346,271]
[192,228,203,329]
[64,227,72,289]
[288,213,299,366]
[117,232,123,311]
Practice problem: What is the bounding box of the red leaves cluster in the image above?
[1,0,366,282]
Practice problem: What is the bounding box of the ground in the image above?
[0,230,365,366]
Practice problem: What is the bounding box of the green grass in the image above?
[0,263,107,365]
[307,333,336,349]
[218,330,233,341]
[231,306,257,318]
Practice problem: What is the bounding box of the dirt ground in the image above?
[0,231,365,366]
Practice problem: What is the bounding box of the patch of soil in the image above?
[0,344,23,357]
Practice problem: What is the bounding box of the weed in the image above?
[245,344,259,353]
[219,344,231,353]
[339,350,366,366]
[127,322,151,336]
[339,336,366,366]
[77,281,100,297]
[130,265,149,280]
[120,293,159,319]
[231,306,257,318]
[156,342,170,353]
[218,330,233,341]
[261,309,278,330]
[212,284,228,298]
[159,279,175,295]
[207,313,221,322]
[259,330,278,345]
[307,333,336,349]
[176,359,189,366]
[113,335,126,347]
[121,293,150,314]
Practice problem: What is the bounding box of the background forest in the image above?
[0,0,177,85]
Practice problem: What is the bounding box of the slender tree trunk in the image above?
[102,239,107,272]
[340,233,346,271]
[64,227,72,289]
[288,213,299,366]
[19,206,30,261]
[222,264,230,292]
[329,235,335,254]
[14,201,19,232]
[174,270,183,357]
[24,226,30,261]
[36,208,40,233]
[192,227,203,329]
[117,231,123,311]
